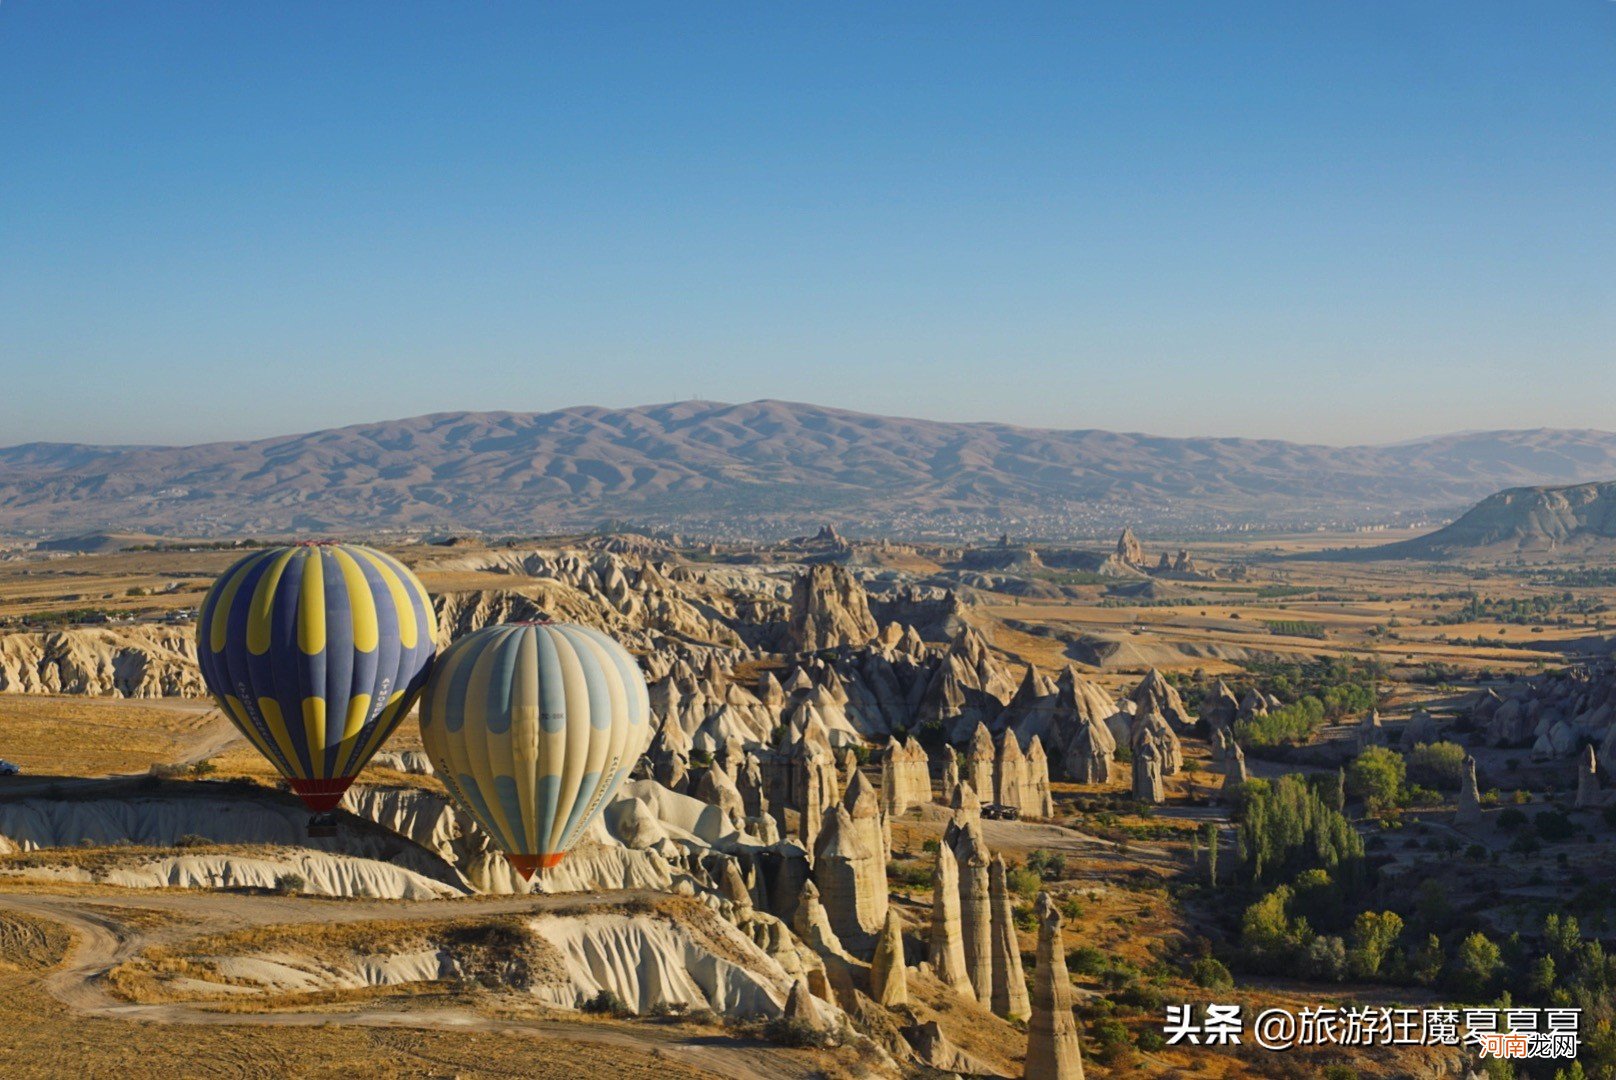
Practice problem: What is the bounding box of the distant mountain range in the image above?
[3,400,1616,538]
[1359,481,1616,560]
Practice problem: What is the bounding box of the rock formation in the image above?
[1219,740,1248,802]
[795,743,839,857]
[1199,679,1241,733]
[1025,736,1055,816]
[788,564,878,651]
[1577,744,1601,809]
[880,738,931,816]
[1129,708,1182,775]
[1357,710,1387,750]
[1116,526,1146,568]
[870,909,909,1007]
[1402,708,1440,748]
[696,764,746,825]
[1063,708,1114,784]
[1131,669,1192,731]
[965,722,997,799]
[1456,755,1482,825]
[0,625,202,697]
[995,731,1029,811]
[906,1020,991,1075]
[784,977,826,1031]
[988,856,1031,1020]
[813,805,887,951]
[841,768,891,880]
[1132,738,1165,803]
[1026,892,1085,1079]
[928,841,974,998]
[954,820,993,1007]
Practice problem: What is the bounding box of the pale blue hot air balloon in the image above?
[419,622,651,879]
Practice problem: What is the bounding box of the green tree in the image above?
[1347,746,1406,816]
[1204,821,1219,887]
[1449,932,1502,999]
[1346,910,1404,979]
[1406,742,1466,790]
[1240,886,1313,972]
[1408,934,1445,987]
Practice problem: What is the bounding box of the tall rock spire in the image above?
[989,856,1031,1020]
[928,841,974,998]
[1026,892,1085,1079]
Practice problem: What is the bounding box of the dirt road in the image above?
[0,888,829,1080]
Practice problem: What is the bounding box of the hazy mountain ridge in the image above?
[3,400,1616,537]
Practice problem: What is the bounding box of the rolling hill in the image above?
[1357,481,1616,560]
[4,400,1616,537]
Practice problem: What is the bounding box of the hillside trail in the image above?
[0,888,825,1080]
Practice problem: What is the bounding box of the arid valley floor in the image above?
[1,524,1613,1079]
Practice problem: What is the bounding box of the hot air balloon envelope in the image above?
[419,622,651,879]
[196,542,438,813]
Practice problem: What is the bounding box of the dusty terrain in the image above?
[0,525,1612,1078]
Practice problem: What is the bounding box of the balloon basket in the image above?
[307,812,340,838]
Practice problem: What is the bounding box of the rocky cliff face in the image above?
[1366,481,1616,560]
[0,625,202,697]
[788,564,879,651]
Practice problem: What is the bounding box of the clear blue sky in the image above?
[2,2,1612,446]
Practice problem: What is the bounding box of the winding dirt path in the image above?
[0,889,826,1080]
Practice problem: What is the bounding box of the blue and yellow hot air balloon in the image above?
[196,542,438,814]
[419,622,651,879]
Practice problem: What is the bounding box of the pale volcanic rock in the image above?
[1132,739,1165,804]
[696,765,747,826]
[784,977,827,1031]
[1358,709,1388,750]
[1128,708,1182,775]
[719,856,754,919]
[988,855,1031,1020]
[1026,892,1085,1079]
[965,722,997,802]
[792,878,845,956]
[813,805,887,952]
[0,625,202,697]
[788,563,878,651]
[1402,708,1440,748]
[954,820,993,1007]
[879,748,905,816]
[1025,736,1055,817]
[1026,667,1119,765]
[1116,525,1146,566]
[928,841,974,998]
[841,769,890,884]
[994,730,1029,812]
[870,908,909,1007]
[1456,754,1483,826]
[1577,745,1602,809]
[998,665,1060,739]
[906,1020,993,1075]
[1130,669,1192,731]
[949,779,981,828]
[1220,740,1248,802]
[1200,679,1241,733]
[897,736,932,808]
[738,754,770,819]
[1063,711,1115,784]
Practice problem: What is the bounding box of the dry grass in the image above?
[0,695,221,777]
[0,912,72,972]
